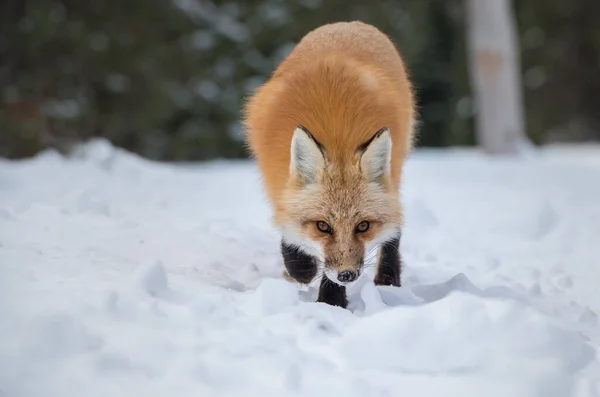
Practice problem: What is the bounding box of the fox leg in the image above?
[280,240,318,284]
[317,277,348,308]
[373,233,401,287]
[280,239,348,308]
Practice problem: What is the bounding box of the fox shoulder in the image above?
[242,21,417,208]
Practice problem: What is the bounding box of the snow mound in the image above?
[2,140,600,396]
[339,290,593,394]
[244,277,299,315]
[138,261,170,297]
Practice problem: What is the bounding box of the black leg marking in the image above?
[281,240,318,284]
[280,239,348,308]
[374,233,401,287]
[317,277,348,308]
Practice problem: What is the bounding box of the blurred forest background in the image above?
[1,0,599,161]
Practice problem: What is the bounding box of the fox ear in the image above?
[359,127,392,183]
[290,126,326,184]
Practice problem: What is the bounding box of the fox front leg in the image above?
[373,233,402,287]
[280,239,348,308]
[280,240,318,284]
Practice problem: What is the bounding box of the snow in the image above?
[2,138,600,396]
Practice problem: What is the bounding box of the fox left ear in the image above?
[359,127,392,183]
[290,126,326,184]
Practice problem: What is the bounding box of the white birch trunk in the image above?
[465,0,533,155]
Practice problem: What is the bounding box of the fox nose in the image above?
[337,270,357,283]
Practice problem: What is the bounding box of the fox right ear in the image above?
[359,127,392,184]
[290,126,325,184]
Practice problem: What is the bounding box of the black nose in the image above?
[338,270,357,283]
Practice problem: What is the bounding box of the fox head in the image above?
[278,125,402,286]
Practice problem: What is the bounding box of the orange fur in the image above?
[242,21,416,223]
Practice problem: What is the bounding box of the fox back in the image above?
[242,21,416,286]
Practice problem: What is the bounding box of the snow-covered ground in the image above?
[1,139,600,397]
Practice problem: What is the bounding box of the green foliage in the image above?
[1,0,474,160]
[514,0,600,143]
[1,0,597,160]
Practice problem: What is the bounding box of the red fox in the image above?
[242,21,417,308]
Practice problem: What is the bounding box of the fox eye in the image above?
[355,221,370,233]
[316,221,333,234]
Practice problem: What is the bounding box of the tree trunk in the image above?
[465,0,533,155]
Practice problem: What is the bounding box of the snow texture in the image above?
[2,139,600,396]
